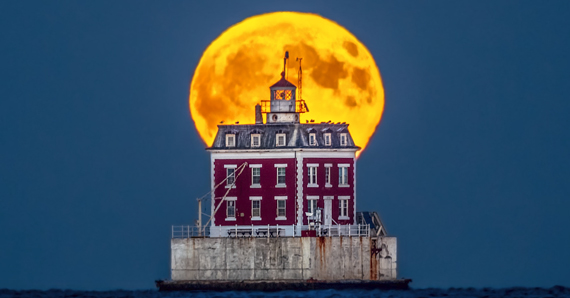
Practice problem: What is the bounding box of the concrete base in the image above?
[156,279,412,291]
[171,236,397,282]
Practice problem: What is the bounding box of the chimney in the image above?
[255,104,263,124]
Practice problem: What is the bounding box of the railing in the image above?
[172,224,370,238]
[314,224,370,237]
[172,226,210,238]
[259,100,307,113]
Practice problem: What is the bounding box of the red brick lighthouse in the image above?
[207,56,362,238]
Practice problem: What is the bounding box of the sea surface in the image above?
[1,287,570,298]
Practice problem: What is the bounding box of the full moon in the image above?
[190,12,384,156]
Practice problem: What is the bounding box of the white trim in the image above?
[275,216,287,221]
[211,155,216,227]
[224,164,237,168]
[225,217,236,221]
[307,195,319,200]
[251,217,262,221]
[274,164,288,167]
[339,185,350,188]
[275,184,286,188]
[249,196,262,200]
[340,133,347,146]
[309,133,318,146]
[296,153,304,236]
[324,163,332,167]
[324,132,332,146]
[250,184,261,188]
[323,196,333,200]
[338,195,350,200]
[209,149,357,159]
[307,184,319,188]
[338,216,350,220]
[338,163,350,167]
[353,157,357,225]
[274,196,287,200]
[306,163,319,167]
[225,196,237,201]
[249,164,262,168]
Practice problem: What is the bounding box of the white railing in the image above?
[172,226,210,238]
[171,224,370,238]
[314,224,370,237]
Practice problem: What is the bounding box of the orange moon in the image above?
[189,12,384,156]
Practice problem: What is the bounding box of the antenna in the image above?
[283,51,289,79]
[296,57,303,100]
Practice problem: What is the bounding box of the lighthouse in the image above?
[160,54,407,291]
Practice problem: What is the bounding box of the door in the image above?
[324,199,332,226]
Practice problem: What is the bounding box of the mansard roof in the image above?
[208,123,360,150]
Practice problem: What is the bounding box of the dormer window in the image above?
[226,134,236,147]
[324,133,331,146]
[309,133,317,146]
[251,134,261,147]
[276,133,286,147]
[340,133,347,146]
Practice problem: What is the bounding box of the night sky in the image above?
[1,0,570,290]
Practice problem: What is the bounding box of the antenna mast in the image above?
[283,51,289,79]
[296,57,303,100]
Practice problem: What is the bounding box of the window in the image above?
[307,196,318,216]
[275,197,287,219]
[309,133,317,146]
[339,164,349,186]
[307,164,318,186]
[324,164,332,187]
[276,167,286,186]
[226,134,236,147]
[251,167,260,186]
[251,134,260,147]
[226,200,235,219]
[225,166,236,187]
[340,133,347,146]
[338,197,349,219]
[324,133,331,146]
[276,133,286,147]
[274,89,292,100]
[250,196,261,220]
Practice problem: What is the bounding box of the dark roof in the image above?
[208,123,360,150]
[270,72,297,88]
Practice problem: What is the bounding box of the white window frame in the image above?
[340,133,347,146]
[275,196,287,220]
[324,163,332,187]
[275,164,287,187]
[324,133,331,146]
[225,197,237,221]
[338,164,349,187]
[250,196,261,220]
[307,196,318,217]
[226,134,236,147]
[276,133,286,147]
[250,164,262,188]
[307,163,319,187]
[338,196,349,220]
[224,164,237,188]
[251,133,261,148]
[309,133,317,146]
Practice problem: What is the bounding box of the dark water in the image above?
[2,287,570,298]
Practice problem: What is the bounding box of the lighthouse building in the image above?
[208,71,360,237]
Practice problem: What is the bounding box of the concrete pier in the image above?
[170,236,397,281]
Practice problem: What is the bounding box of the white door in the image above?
[324,199,332,226]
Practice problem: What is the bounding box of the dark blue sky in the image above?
[1,0,569,290]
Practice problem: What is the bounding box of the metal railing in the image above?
[172,226,210,238]
[313,224,370,237]
[172,224,370,239]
